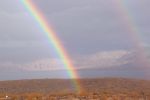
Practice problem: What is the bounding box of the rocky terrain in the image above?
[0,78,149,100]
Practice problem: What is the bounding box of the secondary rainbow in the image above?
[115,0,149,68]
[21,0,81,93]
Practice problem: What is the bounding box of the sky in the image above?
[0,0,150,80]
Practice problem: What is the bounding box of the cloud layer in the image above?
[0,50,140,71]
[0,0,150,79]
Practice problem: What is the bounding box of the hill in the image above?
[0,78,150,99]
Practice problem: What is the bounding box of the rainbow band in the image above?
[116,0,149,68]
[21,0,81,93]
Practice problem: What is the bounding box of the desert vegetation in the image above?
[0,78,150,100]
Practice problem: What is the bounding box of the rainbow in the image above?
[115,0,149,68]
[21,0,81,93]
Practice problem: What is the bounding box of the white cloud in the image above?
[14,50,134,71]
[20,58,64,71]
[74,50,133,69]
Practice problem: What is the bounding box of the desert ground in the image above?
[0,78,150,100]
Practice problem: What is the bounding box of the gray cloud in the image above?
[0,0,150,79]
[0,11,45,41]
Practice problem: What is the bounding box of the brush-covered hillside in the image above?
[0,78,150,94]
[0,78,150,100]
